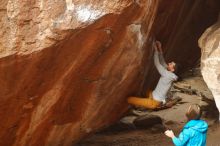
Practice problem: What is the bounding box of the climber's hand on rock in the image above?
[155,41,162,53]
[158,46,163,53]
[153,42,158,52]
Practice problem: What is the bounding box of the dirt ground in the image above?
[76,71,220,146]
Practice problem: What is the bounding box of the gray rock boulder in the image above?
[199,17,220,121]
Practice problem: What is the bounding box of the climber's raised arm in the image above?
[153,42,169,77]
[155,41,167,68]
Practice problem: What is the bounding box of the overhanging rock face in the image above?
[0,1,158,145]
[199,17,220,120]
[0,0,219,145]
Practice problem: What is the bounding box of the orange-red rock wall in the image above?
[0,0,219,146]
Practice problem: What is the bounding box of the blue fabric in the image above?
[172,120,208,146]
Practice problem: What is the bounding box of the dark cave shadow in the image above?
[201,97,219,121]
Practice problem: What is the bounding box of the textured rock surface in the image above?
[199,17,220,120]
[0,0,220,146]
[0,0,158,146]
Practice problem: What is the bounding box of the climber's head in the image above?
[167,61,175,72]
[167,61,180,75]
[167,61,175,71]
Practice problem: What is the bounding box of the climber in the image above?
[127,41,180,109]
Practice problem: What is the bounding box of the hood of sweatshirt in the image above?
[184,120,208,133]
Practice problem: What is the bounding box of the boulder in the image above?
[0,1,159,145]
[199,16,220,121]
[0,0,219,145]
[133,115,162,129]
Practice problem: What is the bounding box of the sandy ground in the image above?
[76,72,220,146]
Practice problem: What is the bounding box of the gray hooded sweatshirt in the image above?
[152,51,178,103]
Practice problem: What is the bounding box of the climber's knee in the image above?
[127,97,143,105]
[127,96,151,108]
[127,96,161,109]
